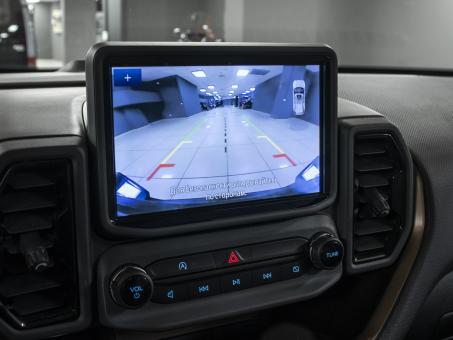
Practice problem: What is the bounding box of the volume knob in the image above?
[309,233,344,270]
[110,265,153,309]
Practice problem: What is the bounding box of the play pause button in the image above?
[220,271,252,292]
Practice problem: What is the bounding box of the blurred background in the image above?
[1,0,453,71]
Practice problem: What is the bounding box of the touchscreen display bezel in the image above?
[86,43,337,236]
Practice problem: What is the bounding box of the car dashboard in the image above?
[0,54,451,340]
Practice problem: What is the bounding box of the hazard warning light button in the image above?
[213,247,252,268]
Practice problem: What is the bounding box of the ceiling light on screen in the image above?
[250,87,256,91]
[192,70,207,78]
[207,85,215,90]
[213,91,218,94]
[199,88,206,92]
[236,69,249,77]
[231,85,238,89]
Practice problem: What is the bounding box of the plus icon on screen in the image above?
[113,68,142,86]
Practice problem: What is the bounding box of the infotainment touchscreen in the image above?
[110,64,322,217]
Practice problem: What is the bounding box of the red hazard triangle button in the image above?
[214,248,251,267]
[228,250,242,264]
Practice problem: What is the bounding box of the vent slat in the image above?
[355,157,393,172]
[0,274,62,299]
[7,173,54,190]
[354,236,385,252]
[2,213,53,234]
[0,192,56,214]
[354,253,386,263]
[355,143,386,156]
[11,292,65,316]
[355,220,393,236]
[358,174,390,188]
[19,308,76,329]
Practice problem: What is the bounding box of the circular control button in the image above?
[309,233,344,270]
[110,266,153,309]
[320,239,344,268]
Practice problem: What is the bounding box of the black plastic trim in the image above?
[339,66,453,78]
[337,117,415,274]
[0,73,85,89]
[0,137,92,340]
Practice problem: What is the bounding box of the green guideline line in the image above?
[244,117,265,135]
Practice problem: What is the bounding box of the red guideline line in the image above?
[147,164,175,181]
[273,153,297,166]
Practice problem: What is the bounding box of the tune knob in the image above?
[110,265,153,309]
[309,233,344,269]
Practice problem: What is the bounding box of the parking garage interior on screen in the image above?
[111,65,321,216]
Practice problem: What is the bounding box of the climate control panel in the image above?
[97,215,343,331]
[108,235,343,308]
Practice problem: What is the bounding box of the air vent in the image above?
[353,134,408,264]
[0,160,78,329]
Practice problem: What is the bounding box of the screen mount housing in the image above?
[86,42,337,238]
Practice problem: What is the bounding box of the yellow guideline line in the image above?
[160,118,206,164]
[257,135,285,154]
[161,140,192,164]
[147,118,206,180]
[244,117,286,154]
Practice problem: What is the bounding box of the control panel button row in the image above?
[147,253,216,279]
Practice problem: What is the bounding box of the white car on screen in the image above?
[293,80,306,115]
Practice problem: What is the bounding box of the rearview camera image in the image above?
[111,65,321,217]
